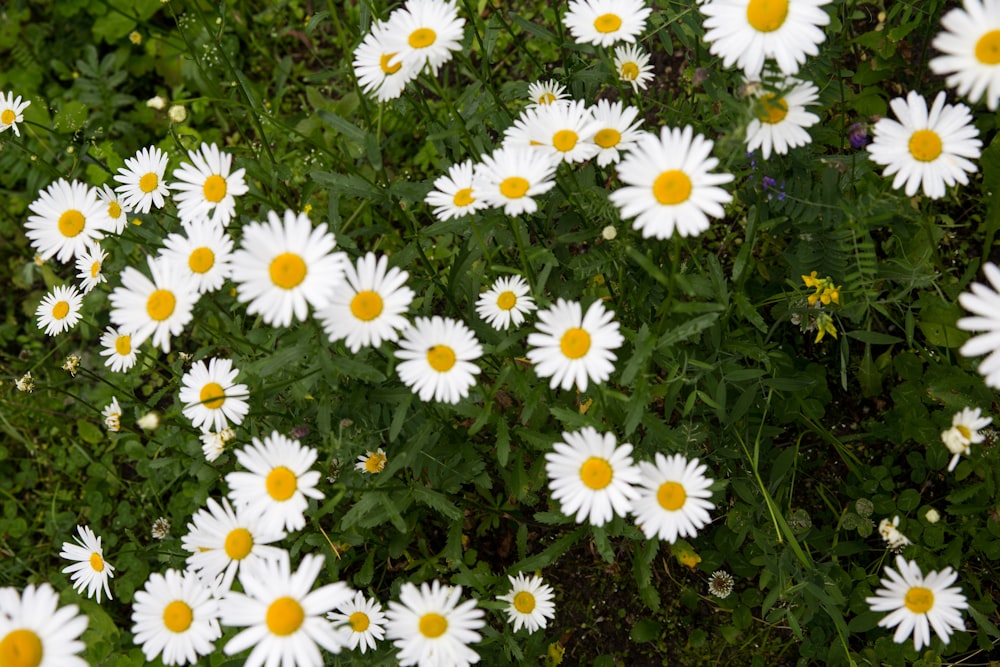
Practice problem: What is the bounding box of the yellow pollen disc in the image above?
[552,129,579,153]
[908,129,943,162]
[427,345,456,372]
[146,289,176,321]
[202,174,228,203]
[58,209,85,238]
[746,0,789,32]
[559,327,591,359]
[620,62,639,80]
[653,170,693,205]
[266,597,305,636]
[757,93,789,124]
[957,424,972,440]
[380,52,402,74]
[976,30,1000,64]
[1,109,15,125]
[90,261,101,278]
[513,591,536,614]
[139,172,159,193]
[453,187,475,207]
[224,527,254,560]
[364,452,387,472]
[188,247,215,274]
[0,628,44,667]
[199,382,226,409]
[408,27,437,49]
[350,290,384,322]
[500,176,530,199]
[51,301,70,320]
[904,586,934,614]
[162,600,194,633]
[90,552,105,572]
[594,13,623,33]
[266,466,298,501]
[594,128,621,149]
[580,456,613,490]
[496,291,517,310]
[115,335,131,356]
[539,92,557,105]
[349,611,370,632]
[269,253,307,289]
[108,201,122,219]
[657,481,687,511]
[419,612,448,638]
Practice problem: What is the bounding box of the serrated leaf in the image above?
[412,486,461,521]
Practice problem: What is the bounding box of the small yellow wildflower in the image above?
[815,312,838,343]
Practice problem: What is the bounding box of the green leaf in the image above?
[411,486,462,521]
[657,313,719,350]
[630,618,661,643]
[53,100,88,132]
[76,419,104,445]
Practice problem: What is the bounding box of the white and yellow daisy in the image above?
[353,20,418,102]
[744,74,820,158]
[471,146,559,216]
[327,590,387,654]
[425,160,489,221]
[317,252,415,353]
[395,316,483,404]
[178,357,250,433]
[0,91,31,136]
[383,0,466,75]
[930,0,1000,111]
[59,524,114,602]
[35,284,84,336]
[700,0,833,77]
[614,44,654,91]
[609,125,734,239]
[131,568,221,666]
[99,326,138,373]
[867,90,982,199]
[230,209,347,327]
[590,98,644,167]
[527,79,568,107]
[496,573,556,634]
[102,396,122,432]
[940,406,992,472]
[200,427,236,462]
[108,256,198,352]
[525,298,623,392]
[878,515,912,552]
[503,99,602,165]
[74,242,108,293]
[225,431,325,533]
[385,579,485,667]
[0,583,89,667]
[356,448,388,474]
[631,453,715,543]
[564,0,652,47]
[96,183,131,234]
[114,145,170,214]
[25,178,109,263]
[221,553,353,667]
[959,262,1000,388]
[865,555,968,651]
[160,221,234,295]
[476,275,536,330]
[170,143,248,227]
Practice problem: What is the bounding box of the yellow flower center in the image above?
[746,0,789,32]
[580,456,613,490]
[408,27,437,49]
[115,335,132,356]
[349,611,370,632]
[419,612,448,638]
[188,247,215,274]
[904,586,934,614]
[427,345,456,372]
[224,527,254,560]
[538,92,557,105]
[108,201,122,219]
[453,187,475,207]
[559,327,591,359]
[90,552,105,572]
[620,62,639,80]
[757,93,789,124]
[594,13,623,33]
[269,252,307,289]
[90,261,101,278]
[594,128,621,149]
[908,129,943,162]
[653,170,693,205]
[146,289,176,321]
[0,628,44,667]
[380,52,401,74]
[199,382,226,409]
[58,210,85,238]
[496,291,517,310]
[657,481,687,511]
[499,176,530,199]
[139,172,159,193]
[266,597,305,636]
[513,591,536,614]
[202,174,227,203]
[975,30,1000,65]
[162,600,194,633]
[51,301,70,320]
[266,466,298,501]
[364,452,387,473]
[1,109,15,125]
[350,290,384,321]
[552,129,579,153]
[957,424,972,440]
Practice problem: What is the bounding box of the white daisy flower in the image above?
[472,145,559,216]
[504,99,602,165]
[35,284,84,336]
[744,74,820,158]
[225,431,325,533]
[589,99,644,167]
[160,221,234,295]
[220,553,353,667]
[544,426,641,526]
[230,209,347,327]
[525,298,623,392]
[395,316,483,404]
[99,326,138,373]
[74,242,108,293]
[385,579,485,667]
[527,80,568,107]
[609,125,734,239]
[382,0,466,76]
[878,515,912,551]
[96,183,131,234]
[425,160,489,221]
[130,568,221,666]
[614,44,654,91]
[59,525,114,602]
[102,396,122,432]
[108,256,198,353]
[563,0,652,47]
[316,252,415,353]
[865,555,968,651]
[353,20,419,102]
[356,448,388,474]
[867,90,982,199]
[631,453,715,543]
[200,427,236,462]
[327,590,387,654]
[0,91,31,136]
[114,145,170,214]
[178,357,250,433]
[25,178,109,263]
[496,573,556,634]
[959,262,1000,388]
[940,406,992,472]
[0,583,89,667]
[170,143,248,226]
[700,0,833,77]
[475,275,536,330]
[930,0,1000,111]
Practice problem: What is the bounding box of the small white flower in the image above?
[475,275,536,330]
[59,525,115,602]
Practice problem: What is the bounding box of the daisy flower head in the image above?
[878,515,912,552]
[35,284,84,336]
[867,90,982,199]
[471,145,559,216]
[865,555,968,651]
[114,145,170,214]
[102,396,123,432]
[230,209,347,327]
[527,79,568,107]
[930,0,1000,111]
[544,426,641,526]
[609,125,734,239]
[497,573,556,634]
[590,98,644,167]
[353,20,419,102]
[503,99,602,165]
[0,91,31,136]
[385,579,485,667]
[395,316,483,404]
[201,427,236,462]
[525,298,623,392]
[614,44,654,91]
[74,242,108,293]
[96,183,131,235]
[59,524,114,602]
[475,274,536,330]
[160,221,234,295]
[130,568,221,666]
[940,406,992,471]
[959,263,1000,387]
[99,326,138,373]
[425,160,489,221]
[25,178,108,263]
[220,552,353,667]
[108,256,198,353]
[382,0,466,75]
[744,73,820,158]
[316,252,415,353]
[563,0,652,47]
[632,453,715,542]
[225,431,325,533]
[700,0,832,77]
[170,142,248,226]
[178,357,250,433]
[356,448,388,474]
[0,583,89,667]
[327,590,387,654]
